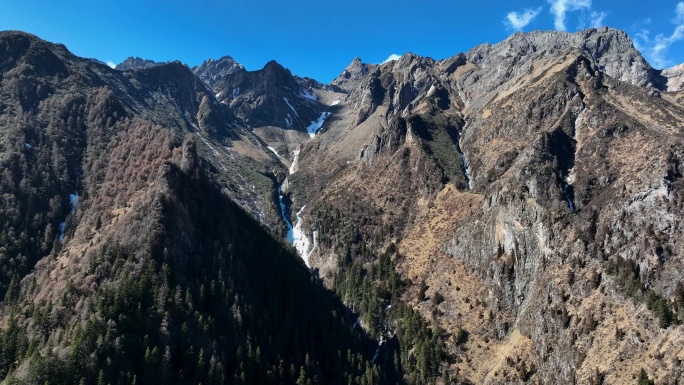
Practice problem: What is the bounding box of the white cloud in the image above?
[634,2,684,69]
[381,54,401,64]
[548,0,592,31]
[632,18,652,51]
[106,60,116,69]
[589,11,607,29]
[505,8,542,31]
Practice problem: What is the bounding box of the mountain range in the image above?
[0,26,683,384]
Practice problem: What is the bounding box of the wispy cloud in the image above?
[548,0,592,31]
[634,2,684,69]
[632,18,652,48]
[505,8,542,31]
[106,60,116,69]
[381,54,401,64]
[589,11,607,29]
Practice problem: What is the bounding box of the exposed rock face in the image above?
[466,27,658,91]
[197,59,323,129]
[663,63,684,91]
[115,56,166,70]
[192,55,244,86]
[286,28,684,384]
[194,58,349,167]
[331,57,376,91]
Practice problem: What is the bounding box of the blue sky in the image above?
[1,1,683,82]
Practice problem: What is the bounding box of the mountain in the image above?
[1,26,684,385]
[331,57,376,92]
[193,58,345,170]
[465,27,661,90]
[115,56,167,71]
[192,55,244,87]
[285,27,684,384]
[663,62,684,91]
[0,30,394,385]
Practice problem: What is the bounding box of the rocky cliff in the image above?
[115,56,167,71]
[285,27,684,384]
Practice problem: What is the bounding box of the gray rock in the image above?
[662,63,684,91]
[466,27,657,91]
[115,56,166,71]
[192,55,245,87]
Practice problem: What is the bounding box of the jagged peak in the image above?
[340,57,367,73]
[662,62,684,91]
[469,27,638,60]
[193,54,245,86]
[390,52,436,68]
[199,55,242,68]
[263,59,285,70]
[331,57,375,90]
[136,60,196,80]
[439,52,467,75]
[260,60,294,80]
[466,27,655,88]
[115,56,166,71]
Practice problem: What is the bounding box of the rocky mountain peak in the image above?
[662,62,684,91]
[439,52,467,75]
[0,30,71,76]
[331,57,374,91]
[262,59,289,75]
[386,52,438,77]
[192,55,245,87]
[115,56,166,71]
[466,27,657,88]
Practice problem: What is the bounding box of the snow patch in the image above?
[426,84,437,98]
[289,149,300,175]
[306,112,331,138]
[215,91,222,99]
[292,206,313,267]
[266,146,283,163]
[267,146,281,159]
[231,87,240,99]
[461,153,472,190]
[565,168,576,185]
[278,186,294,243]
[283,97,299,117]
[330,99,340,106]
[300,88,317,101]
[285,113,293,128]
[24,143,32,149]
